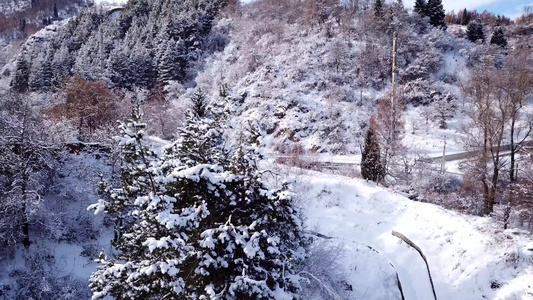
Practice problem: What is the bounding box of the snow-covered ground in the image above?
[293,169,533,299]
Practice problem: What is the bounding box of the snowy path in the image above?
[297,172,533,300]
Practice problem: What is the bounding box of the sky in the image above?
[402,0,532,19]
[95,0,532,20]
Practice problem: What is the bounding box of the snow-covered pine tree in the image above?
[89,95,307,299]
[374,0,384,18]
[88,105,172,299]
[129,42,157,89]
[361,117,384,182]
[191,89,207,118]
[28,46,53,91]
[194,124,308,299]
[466,22,485,43]
[11,51,30,93]
[459,8,470,25]
[89,105,159,242]
[490,27,507,48]
[413,0,426,17]
[432,92,455,129]
[426,0,446,30]
[157,40,187,83]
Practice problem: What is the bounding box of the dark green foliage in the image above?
[414,0,426,16]
[11,53,30,93]
[191,89,207,117]
[29,48,54,91]
[374,0,384,18]
[426,0,447,30]
[157,40,187,83]
[89,100,306,299]
[466,22,485,43]
[460,8,470,25]
[53,3,59,19]
[361,121,384,182]
[16,0,226,92]
[490,27,507,48]
[19,18,26,34]
[176,106,227,167]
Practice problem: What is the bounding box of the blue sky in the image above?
[402,0,533,19]
[100,0,532,20]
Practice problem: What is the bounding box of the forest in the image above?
[1,0,533,299]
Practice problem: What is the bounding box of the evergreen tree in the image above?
[490,27,507,48]
[88,107,168,299]
[414,0,427,16]
[19,18,26,36]
[466,22,485,43]
[11,53,30,93]
[374,0,384,18]
[130,43,157,89]
[191,89,207,118]
[194,125,307,298]
[426,0,447,30]
[361,118,384,182]
[89,105,158,243]
[53,3,59,19]
[157,40,187,83]
[460,8,470,25]
[89,98,307,299]
[495,15,502,26]
[28,47,54,91]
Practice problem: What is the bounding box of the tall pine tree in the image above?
[374,0,384,18]
[460,8,470,25]
[89,97,307,299]
[466,22,485,43]
[426,0,447,30]
[490,27,507,47]
[414,0,427,16]
[361,118,384,182]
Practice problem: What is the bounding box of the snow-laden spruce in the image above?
[88,101,307,299]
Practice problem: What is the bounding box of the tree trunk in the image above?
[510,117,516,183]
[504,185,513,229]
[481,127,491,215]
[486,164,499,215]
[21,169,30,248]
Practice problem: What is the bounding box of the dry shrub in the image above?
[143,82,179,139]
[275,142,309,168]
[45,75,128,142]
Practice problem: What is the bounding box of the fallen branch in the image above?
[303,230,334,239]
[299,271,343,300]
[302,231,406,300]
[391,230,437,300]
[394,271,406,300]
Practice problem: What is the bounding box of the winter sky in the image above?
[95,0,532,20]
[240,0,533,19]
[402,0,533,19]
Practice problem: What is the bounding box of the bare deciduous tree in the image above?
[462,62,508,216]
[0,93,55,249]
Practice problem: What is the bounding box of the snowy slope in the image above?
[293,169,533,299]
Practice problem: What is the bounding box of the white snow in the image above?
[293,169,533,299]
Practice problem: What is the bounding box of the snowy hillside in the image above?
[2,0,533,298]
[291,168,533,299]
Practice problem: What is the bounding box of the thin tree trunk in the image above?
[20,107,31,248]
[510,117,516,183]
[481,127,491,215]
[21,169,30,248]
[504,185,513,229]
